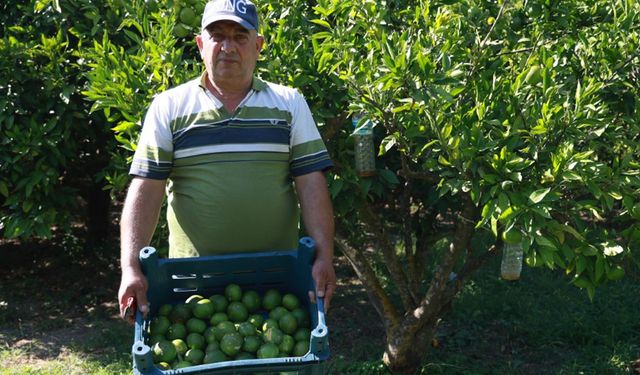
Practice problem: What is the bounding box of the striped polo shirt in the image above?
[130,74,333,257]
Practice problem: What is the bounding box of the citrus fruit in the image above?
[209,294,228,313]
[293,340,309,356]
[215,321,237,340]
[241,290,261,313]
[262,318,279,332]
[210,312,229,326]
[156,361,171,370]
[262,289,282,310]
[193,298,214,319]
[186,332,205,350]
[174,360,192,369]
[152,340,177,363]
[150,316,170,336]
[263,327,284,345]
[149,333,164,346]
[268,306,288,321]
[167,322,187,340]
[502,228,523,245]
[225,283,243,302]
[291,307,310,327]
[158,304,173,317]
[185,348,205,364]
[282,293,300,311]
[173,24,190,38]
[242,335,261,353]
[169,303,191,323]
[227,301,249,322]
[238,321,257,337]
[186,318,207,334]
[278,313,298,335]
[279,334,295,354]
[257,342,279,359]
[293,328,311,343]
[220,332,243,357]
[203,349,228,364]
[185,294,204,306]
[179,7,196,25]
[204,326,217,344]
[236,352,255,360]
[205,341,220,352]
[171,338,188,356]
[248,314,264,329]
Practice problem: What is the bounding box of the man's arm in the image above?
[294,171,336,311]
[118,176,166,321]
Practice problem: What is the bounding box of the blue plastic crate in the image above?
[131,237,329,375]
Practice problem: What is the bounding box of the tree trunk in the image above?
[383,318,440,375]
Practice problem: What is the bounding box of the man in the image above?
[118,0,336,320]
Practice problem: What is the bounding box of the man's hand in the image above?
[118,267,150,323]
[310,257,337,312]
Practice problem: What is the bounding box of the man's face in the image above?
[196,20,263,89]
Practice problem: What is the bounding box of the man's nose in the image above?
[220,38,235,52]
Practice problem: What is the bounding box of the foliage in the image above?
[0,0,121,239]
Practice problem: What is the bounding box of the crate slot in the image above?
[231,269,257,275]
[172,287,198,293]
[171,273,197,280]
[263,267,286,273]
[201,272,225,278]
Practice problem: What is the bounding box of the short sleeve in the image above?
[289,91,333,176]
[129,94,174,180]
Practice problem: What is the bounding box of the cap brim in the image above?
[201,15,255,31]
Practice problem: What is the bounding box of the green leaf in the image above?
[529,188,551,204]
[0,181,8,197]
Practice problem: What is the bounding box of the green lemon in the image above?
[186,332,205,350]
[241,290,261,313]
[238,321,257,337]
[167,323,187,340]
[158,304,173,317]
[227,301,249,323]
[279,334,295,354]
[525,65,542,85]
[236,352,255,360]
[179,7,196,25]
[268,306,288,322]
[278,313,298,335]
[261,318,279,332]
[185,348,205,365]
[215,321,237,341]
[174,360,192,369]
[169,303,191,323]
[293,328,311,343]
[263,327,284,345]
[210,312,229,326]
[186,318,207,334]
[291,307,310,328]
[242,335,262,353]
[193,298,214,320]
[171,338,188,356]
[225,283,243,302]
[185,294,204,305]
[262,289,282,311]
[173,23,190,38]
[257,342,280,359]
[220,332,243,357]
[205,341,220,352]
[152,340,177,363]
[293,340,309,356]
[150,316,171,336]
[282,293,300,311]
[248,314,264,329]
[203,349,228,364]
[156,361,171,370]
[209,294,228,313]
[204,326,217,344]
[502,228,523,245]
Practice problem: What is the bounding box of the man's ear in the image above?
[256,35,264,53]
[196,34,204,54]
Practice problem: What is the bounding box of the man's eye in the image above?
[235,34,249,43]
[211,33,225,42]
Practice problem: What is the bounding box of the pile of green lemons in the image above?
[149,283,313,370]
[172,0,205,38]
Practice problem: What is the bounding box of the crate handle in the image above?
[310,297,330,358]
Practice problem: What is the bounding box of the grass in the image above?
[0,233,638,374]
